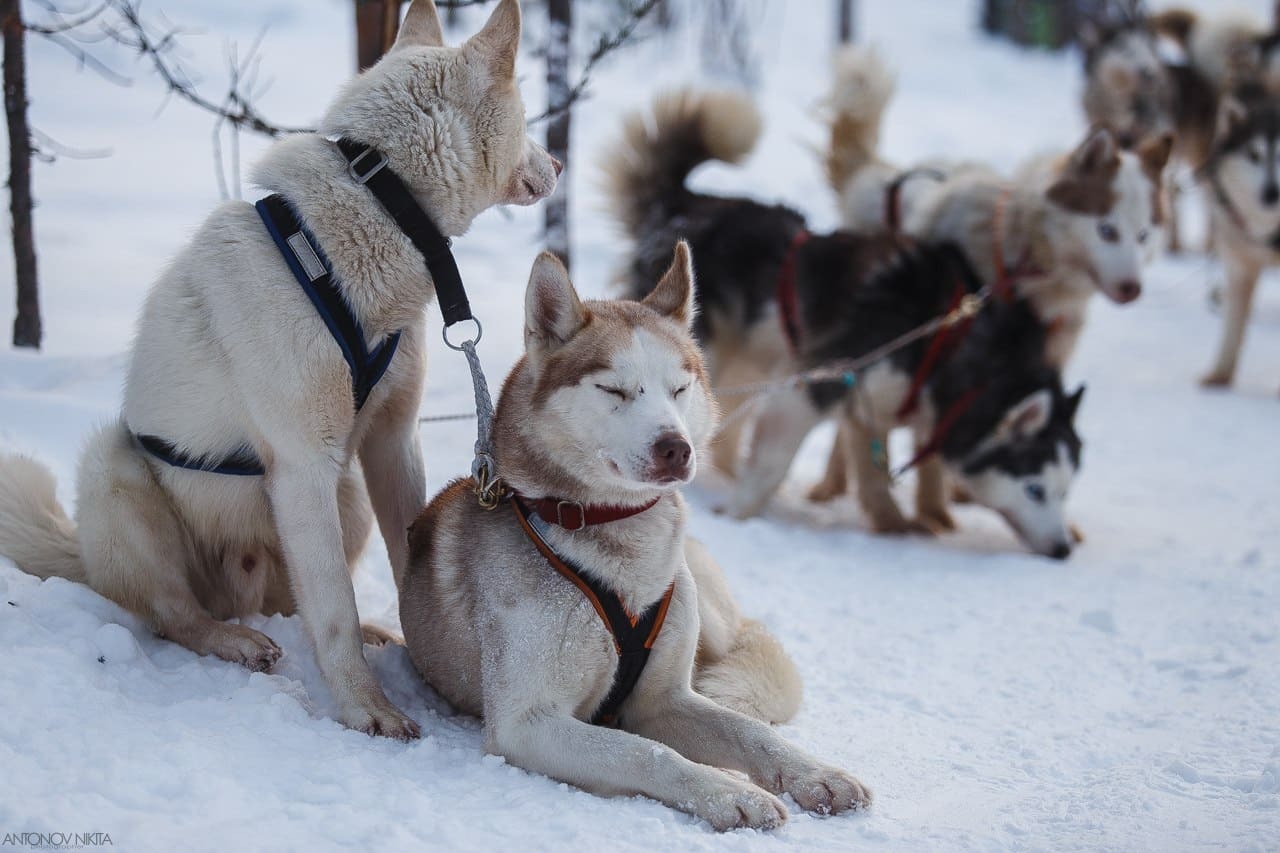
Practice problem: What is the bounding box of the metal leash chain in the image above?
[443,320,506,510]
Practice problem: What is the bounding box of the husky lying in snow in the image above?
[809,47,1167,509]
[0,0,558,739]
[1199,85,1280,390]
[604,91,1084,557]
[400,246,866,831]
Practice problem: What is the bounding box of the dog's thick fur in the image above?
[604,92,1084,556]
[0,0,558,739]
[809,47,1168,506]
[400,247,860,830]
[1199,85,1280,389]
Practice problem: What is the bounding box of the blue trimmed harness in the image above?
[133,139,474,478]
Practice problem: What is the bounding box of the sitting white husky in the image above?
[400,245,870,830]
[0,0,558,739]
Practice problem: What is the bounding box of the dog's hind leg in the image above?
[687,538,802,724]
[1202,250,1261,387]
[807,418,852,503]
[268,452,419,740]
[726,386,824,519]
[75,422,282,671]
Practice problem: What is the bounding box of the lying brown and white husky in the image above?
[400,246,869,830]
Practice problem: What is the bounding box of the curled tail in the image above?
[687,538,802,724]
[825,45,896,196]
[603,89,762,242]
[0,454,86,583]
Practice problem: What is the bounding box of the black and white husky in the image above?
[1199,84,1280,389]
[605,92,1085,557]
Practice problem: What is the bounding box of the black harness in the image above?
[133,139,474,476]
[511,496,674,727]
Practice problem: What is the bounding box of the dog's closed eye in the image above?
[672,384,689,399]
[595,384,629,400]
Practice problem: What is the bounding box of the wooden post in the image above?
[545,0,572,271]
[837,0,855,44]
[356,0,402,71]
[2,0,40,349]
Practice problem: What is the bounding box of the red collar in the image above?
[513,493,661,531]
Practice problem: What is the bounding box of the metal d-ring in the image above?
[443,318,483,351]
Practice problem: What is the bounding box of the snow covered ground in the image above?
[2,0,1278,850]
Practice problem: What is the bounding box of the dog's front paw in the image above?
[1200,370,1233,388]
[198,622,282,673]
[698,777,788,832]
[339,691,421,741]
[778,764,872,815]
[869,509,930,536]
[915,506,957,533]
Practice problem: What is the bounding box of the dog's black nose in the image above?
[652,434,692,480]
[1049,543,1072,561]
[1115,280,1142,303]
[1263,184,1280,207]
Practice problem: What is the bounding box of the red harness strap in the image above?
[511,497,674,727]
[895,281,976,420]
[776,229,812,354]
[894,385,986,477]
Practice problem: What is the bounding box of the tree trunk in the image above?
[3,0,39,349]
[837,0,855,44]
[981,0,1077,50]
[545,0,572,270]
[356,0,401,71]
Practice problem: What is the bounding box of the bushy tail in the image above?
[602,89,762,240]
[695,618,803,725]
[0,454,86,583]
[825,45,896,195]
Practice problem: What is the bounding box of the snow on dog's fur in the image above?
[809,47,1168,506]
[1198,85,1280,389]
[400,246,858,831]
[604,92,1085,557]
[0,0,557,740]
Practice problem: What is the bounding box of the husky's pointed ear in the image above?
[525,252,587,355]
[643,241,696,329]
[464,0,520,80]
[1065,384,1087,423]
[1137,133,1174,182]
[1073,126,1120,174]
[993,389,1053,445]
[1216,95,1249,141]
[393,0,445,51]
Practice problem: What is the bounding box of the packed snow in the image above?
[1,0,1278,850]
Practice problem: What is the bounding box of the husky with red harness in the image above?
[401,245,869,831]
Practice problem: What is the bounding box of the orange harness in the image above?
[511,496,674,727]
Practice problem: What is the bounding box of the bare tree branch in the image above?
[531,0,662,124]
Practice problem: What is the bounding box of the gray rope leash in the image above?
[713,288,990,400]
[443,320,505,509]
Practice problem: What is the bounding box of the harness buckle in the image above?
[348,147,389,185]
[555,500,587,531]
